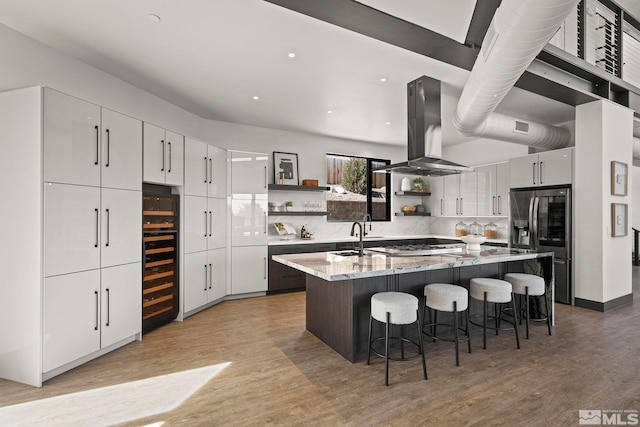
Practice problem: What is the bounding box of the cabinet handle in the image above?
[204,157,208,183]
[440,199,443,216]
[105,288,110,327]
[209,211,212,237]
[209,263,213,290]
[105,129,110,167]
[167,141,172,173]
[94,126,99,166]
[209,158,213,184]
[161,140,165,172]
[94,290,99,331]
[264,257,267,280]
[105,208,110,247]
[539,161,544,184]
[460,198,463,216]
[204,264,208,291]
[498,195,502,215]
[204,211,208,237]
[455,198,459,216]
[492,196,496,215]
[532,162,536,185]
[94,208,99,248]
[264,211,267,234]
[264,166,267,189]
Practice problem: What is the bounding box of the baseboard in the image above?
[574,293,633,312]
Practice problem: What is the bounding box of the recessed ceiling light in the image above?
[252,96,259,100]
[380,77,387,82]
[327,110,333,114]
[148,14,161,22]
[385,121,391,125]
[287,53,296,58]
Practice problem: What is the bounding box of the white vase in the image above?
[401,177,411,191]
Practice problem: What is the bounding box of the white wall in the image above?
[442,138,529,165]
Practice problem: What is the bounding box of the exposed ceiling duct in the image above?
[452,0,579,149]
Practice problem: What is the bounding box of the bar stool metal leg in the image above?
[525,286,530,339]
[416,309,428,380]
[511,294,521,349]
[483,291,488,349]
[465,309,472,354]
[385,312,390,386]
[544,291,552,335]
[453,301,460,366]
[367,313,373,365]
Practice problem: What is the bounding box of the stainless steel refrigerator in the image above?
[509,187,572,304]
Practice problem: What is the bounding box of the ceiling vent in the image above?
[514,120,530,134]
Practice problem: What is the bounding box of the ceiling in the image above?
[0,0,621,147]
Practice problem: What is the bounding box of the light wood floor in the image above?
[1,271,639,427]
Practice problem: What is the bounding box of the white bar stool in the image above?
[504,273,552,339]
[367,292,427,386]
[423,283,471,366]
[470,278,520,350]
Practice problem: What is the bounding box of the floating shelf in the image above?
[268,184,330,192]
[268,211,328,216]
[394,191,431,196]
[395,212,431,216]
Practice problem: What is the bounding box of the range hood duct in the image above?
[374,76,475,176]
[452,0,579,149]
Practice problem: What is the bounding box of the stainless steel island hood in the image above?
[374,75,474,176]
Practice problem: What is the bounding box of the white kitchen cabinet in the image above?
[428,176,445,217]
[43,88,101,187]
[509,148,573,188]
[184,249,226,313]
[477,162,509,216]
[43,270,101,372]
[231,151,268,198]
[101,108,142,191]
[231,198,268,246]
[441,172,477,216]
[143,123,184,186]
[100,263,142,348]
[44,183,101,277]
[184,196,227,253]
[184,138,228,198]
[231,245,268,294]
[101,188,142,268]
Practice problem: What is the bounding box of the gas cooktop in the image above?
[366,244,463,257]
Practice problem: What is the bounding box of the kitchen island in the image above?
[272,246,554,362]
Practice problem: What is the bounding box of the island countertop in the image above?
[272,245,553,281]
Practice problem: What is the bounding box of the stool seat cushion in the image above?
[424,283,468,312]
[504,273,545,296]
[371,292,418,325]
[470,278,512,303]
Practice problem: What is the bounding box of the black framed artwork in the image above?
[273,151,299,185]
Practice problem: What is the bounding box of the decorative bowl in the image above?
[460,234,486,250]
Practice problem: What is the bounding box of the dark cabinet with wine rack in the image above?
[142,184,179,333]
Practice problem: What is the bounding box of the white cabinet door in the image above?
[208,197,227,250]
[476,165,496,216]
[44,183,101,277]
[101,188,141,268]
[208,146,228,199]
[184,138,208,197]
[231,246,267,294]
[208,248,226,303]
[143,123,166,184]
[43,270,101,372]
[442,175,459,216]
[509,154,537,188]
[101,108,142,191]
[101,263,141,348]
[184,196,208,254]
[231,151,268,197]
[184,251,208,313]
[538,148,572,186]
[231,198,268,246]
[459,172,477,216]
[43,88,101,187]
[495,162,509,216]
[164,131,184,186]
[428,177,444,217]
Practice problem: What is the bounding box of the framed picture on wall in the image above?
[611,203,628,237]
[273,151,299,185]
[611,161,628,196]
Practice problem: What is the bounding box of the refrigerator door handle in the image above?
[532,196,540,248]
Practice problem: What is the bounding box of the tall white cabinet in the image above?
[476,162,509,216]
[230,151,268,295]
[0,87,142,387]
[429,172,478,217]
[183,137,228,314]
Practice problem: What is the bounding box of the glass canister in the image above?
[455,221,469,237]
[484,221,498,239]
[469,221,483,236]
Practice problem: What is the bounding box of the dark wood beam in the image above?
[464,0,500,47]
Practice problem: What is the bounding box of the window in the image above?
[326,153,390,222]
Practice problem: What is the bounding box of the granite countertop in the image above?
[268,234,508,246]
[272,246,552,281]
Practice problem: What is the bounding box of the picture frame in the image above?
[611,203,628,237]
[273,151,299,185]
[611,161,628,196]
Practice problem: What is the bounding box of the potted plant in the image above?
[413,177,427,191]
[285,201,293,211]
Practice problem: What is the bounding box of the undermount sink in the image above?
[330,250,372,257]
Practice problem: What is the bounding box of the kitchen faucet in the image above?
[350,221,364,257]
[362,213,372,237]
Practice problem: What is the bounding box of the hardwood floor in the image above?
[1,271,639,426]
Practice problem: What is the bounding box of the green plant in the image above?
[413,177,426,190]
[285,201,293,207]
[341,158,367,194]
